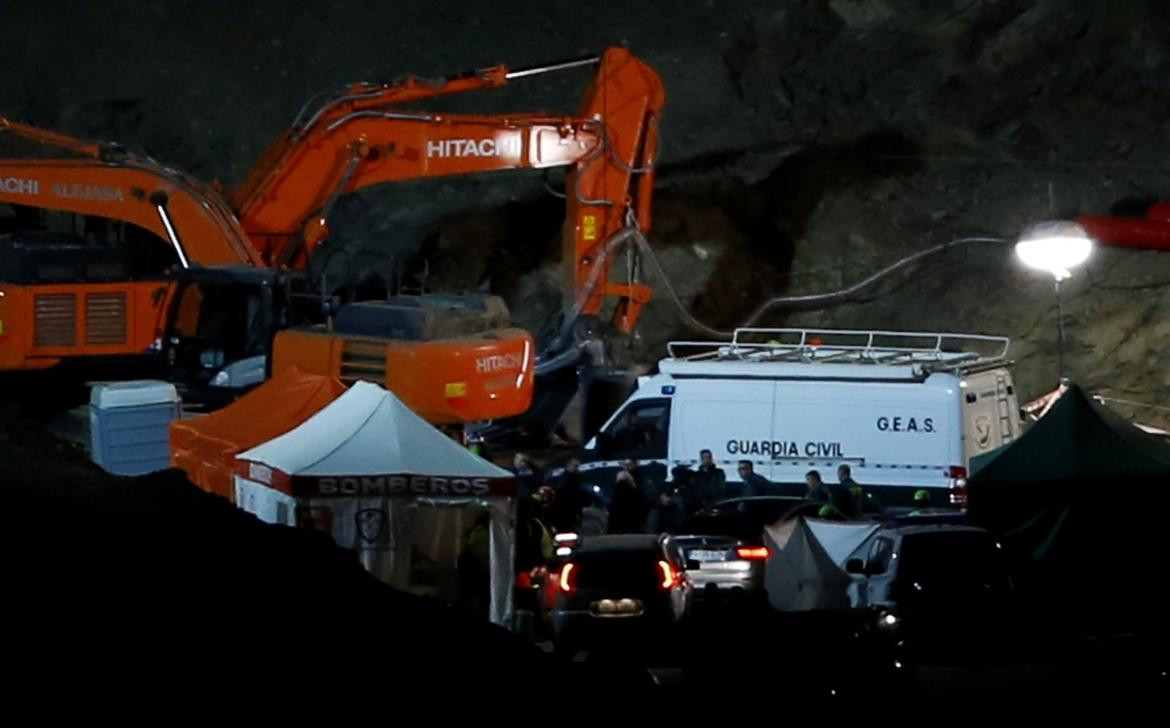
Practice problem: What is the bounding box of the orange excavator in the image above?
[1076,202,1170,252]
[0,48,664,426]
[0,116,261,376]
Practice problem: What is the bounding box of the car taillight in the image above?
[656,560,678,590]
[735,546,770,560]
[948,466,969,508]
[559,562,576,593]
[949,478,969,508]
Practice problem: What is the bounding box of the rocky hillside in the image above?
[4,0,1170,423]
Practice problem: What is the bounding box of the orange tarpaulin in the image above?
[169,368,346,499]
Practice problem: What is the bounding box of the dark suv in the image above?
[844,523,1012,659]
[552,534,692,657]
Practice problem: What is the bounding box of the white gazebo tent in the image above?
[763,518,879,612]
[234,381,517,625]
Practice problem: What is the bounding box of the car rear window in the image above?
[572,550,663,590]
[897,532,1010,594]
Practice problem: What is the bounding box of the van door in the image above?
[962,369,1020,463]
[578,397,672,502]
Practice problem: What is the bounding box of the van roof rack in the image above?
[666,328,1010,372]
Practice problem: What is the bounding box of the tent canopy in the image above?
[970,383,1170,488]
[804,520,880,564]
[233,381,517,626]
[764,518,877,612]
[170,367,346,497]
[236,381,513,497]
[968,384,1170,629]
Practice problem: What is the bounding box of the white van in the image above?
[576,328,1022,508]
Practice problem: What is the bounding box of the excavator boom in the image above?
[230,47,664,332]
[234,115,603,266]
[231,53,597,225]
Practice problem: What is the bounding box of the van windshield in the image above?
[602,398,670,459]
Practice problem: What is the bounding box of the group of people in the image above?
[459,447,928,618]
[506,449,887,543]
[803,465,885,519]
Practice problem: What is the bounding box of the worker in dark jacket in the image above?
[669,464,696,512]
[548,458,589,534]
[456,511,492,617]
[731,460,774,498]
[692,449,728,509]
[805,469,851,516]
[837,464,880,516]
[622,457,665,504]
[646,485,685,534]
[579,492,608,537]
[510,453,543,502]
[608,470,649,534]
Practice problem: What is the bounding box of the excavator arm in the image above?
[1077,202,1170,252]
[0,119,260,266]
[564,49,663,333]
[230,47,664,332]
[232,114,604,267]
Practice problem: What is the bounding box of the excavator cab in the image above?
[163,265,279,407]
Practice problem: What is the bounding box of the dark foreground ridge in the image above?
[0,424,606,707]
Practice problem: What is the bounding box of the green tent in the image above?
[967,384,1170,632]
[970,383,1170,483]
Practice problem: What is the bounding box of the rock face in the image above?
[4,1,1170,424]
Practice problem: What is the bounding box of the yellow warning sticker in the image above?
[445,381,468,398]
[583,214,597,241]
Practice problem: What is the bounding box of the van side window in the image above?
[867,537,895,575]
[603,399,670,460]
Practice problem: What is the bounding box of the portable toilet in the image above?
[90,380,181,476]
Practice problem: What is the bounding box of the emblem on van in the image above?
[974,415,992,449]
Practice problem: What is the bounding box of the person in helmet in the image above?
[908,489,933,516]
[806,470,852,517]
[817,504,844,520]
[465,433,485,457]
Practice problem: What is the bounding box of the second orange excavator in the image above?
[0,48,664,428]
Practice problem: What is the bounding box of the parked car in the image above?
[552,534,692,657]
[843,523,1013,659]
[674,496,819,602]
